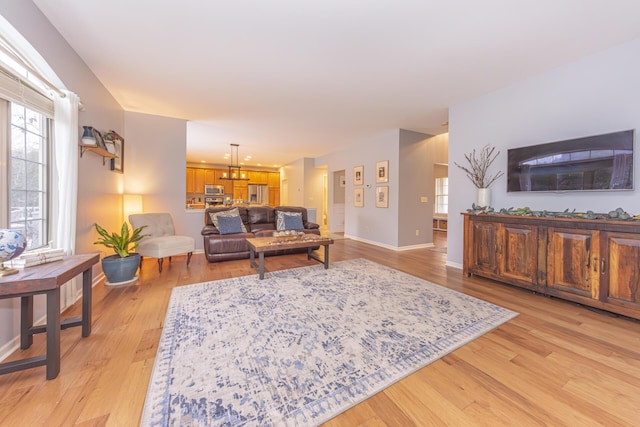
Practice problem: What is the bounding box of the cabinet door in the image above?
[600,232,640,308]
[186,168,195,193]
[547,228,599,298]
[268,172,280,187]
[204,169,216,185]
[233,181,248,200]
[268,188,280,207]
[234,187,248,201]
[498,224,537,287]
[194,169,206,194]
[468,221,499,276]
[248,171,268,184]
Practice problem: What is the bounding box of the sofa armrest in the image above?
[305,221,320,229]
[201,225,220,236]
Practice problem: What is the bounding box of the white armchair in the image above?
[129,213,195,273]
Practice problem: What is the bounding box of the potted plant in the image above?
[455,144,504,207]
[94,222,146,285]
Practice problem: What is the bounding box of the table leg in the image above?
[259,252,265,280]
[324,244,330,269]
[45,289,61,380]
[250,246,256,268]
[20,296,33,349]
[82,267,92,337]
[307,247,312,260]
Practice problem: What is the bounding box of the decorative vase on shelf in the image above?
[81,126,96,146]
[0,229,27,276]
[477,188,491,207]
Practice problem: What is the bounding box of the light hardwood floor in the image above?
[1,232,639,426]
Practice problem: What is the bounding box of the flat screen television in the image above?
[507,129,634,192]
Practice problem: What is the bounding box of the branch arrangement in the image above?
[455,144,504,189]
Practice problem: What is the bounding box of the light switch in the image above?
[421,196,428,203]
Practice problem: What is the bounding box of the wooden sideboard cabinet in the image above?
[463,213,640,320]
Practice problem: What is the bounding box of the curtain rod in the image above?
[0,41,65,98]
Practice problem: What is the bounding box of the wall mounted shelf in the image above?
[79,144,116,165]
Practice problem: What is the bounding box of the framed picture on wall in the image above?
[92,128,106,150]
[110,137,124,173]
[376,160,389,183]
[354,165,364,185]
[354,187,364,207]
[375,186,389,208]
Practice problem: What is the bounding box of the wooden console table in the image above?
[0,253,99,379]
[463,213,640,320]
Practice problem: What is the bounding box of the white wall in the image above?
[318,130,400,246]
[123,112,208,249]
[280,158,305,206]
[448,37,640,266]
[304,158,325,221]
[398,131,448,247]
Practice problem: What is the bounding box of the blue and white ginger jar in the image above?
[0,230,27,263]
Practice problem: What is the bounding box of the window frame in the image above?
[434,176,448,216]
[6,100,51,249]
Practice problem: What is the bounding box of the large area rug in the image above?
[141,259,517,426]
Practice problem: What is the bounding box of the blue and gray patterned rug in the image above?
[141,259,517,426]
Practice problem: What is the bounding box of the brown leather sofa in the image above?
[201,206,321,262]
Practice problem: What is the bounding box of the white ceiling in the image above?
[34,0,640,168]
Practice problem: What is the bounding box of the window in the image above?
[7,101,50,249]
[435,177,448,215]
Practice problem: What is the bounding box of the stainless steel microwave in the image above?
[204,184,225,195]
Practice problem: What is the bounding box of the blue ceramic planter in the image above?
[102,253,140,284]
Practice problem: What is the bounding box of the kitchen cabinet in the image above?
[268,172,280,187]
[463,213,640,319]
[193,168,206,194]
[233,180,248,201]
[204,169,216,185]
[187,167,279,200]
[268,189,280,207]
[248,171,268,185]
[268,172,280,206]
[186,167,195,193]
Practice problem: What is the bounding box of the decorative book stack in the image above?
[3,248,66,269]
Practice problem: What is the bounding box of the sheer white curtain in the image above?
[53,90,80,306]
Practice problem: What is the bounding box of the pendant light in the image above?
[219,144,250,181]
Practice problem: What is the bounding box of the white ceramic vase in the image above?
[477,188,491,207]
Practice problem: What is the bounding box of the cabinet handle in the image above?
[593,257,597,272]
[601,258,606,274]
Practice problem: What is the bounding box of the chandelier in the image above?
[219,143,250,181]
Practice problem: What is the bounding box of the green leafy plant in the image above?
[94,222,146,258]
[455,144,504,189]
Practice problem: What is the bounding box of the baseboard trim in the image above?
[446,260,463,270]
[344,235,434,251]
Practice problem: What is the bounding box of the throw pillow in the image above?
[283,214,304,230]
[210,208,247,232]
[217,215,244,235]
[276,211,303,230]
